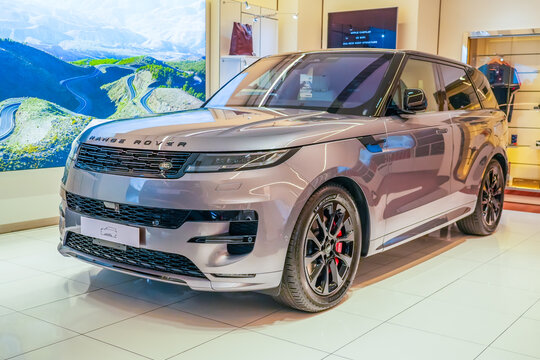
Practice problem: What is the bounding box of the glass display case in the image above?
[467,30,540,191]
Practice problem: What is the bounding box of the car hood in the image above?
[80,107,386,152]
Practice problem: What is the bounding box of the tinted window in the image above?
[440,65,482,110]
[207,53,393,115]
[391,59,442,112]
[467,68,499,109]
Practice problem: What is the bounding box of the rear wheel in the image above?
[274,184,362,312]
[457,159,505,235]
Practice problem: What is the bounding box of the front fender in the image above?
[281,138,390,260]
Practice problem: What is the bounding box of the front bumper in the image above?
[57,240,281,292]
[58,159,311,292]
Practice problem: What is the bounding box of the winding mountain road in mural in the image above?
[60,67,101,114]
[126,75,136,100]
[140,88,155,114]
[0,103,20,141]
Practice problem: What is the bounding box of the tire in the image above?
[457,159,505,235]
[274,183,362,312]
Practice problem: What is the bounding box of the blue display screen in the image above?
[328,8,398,49]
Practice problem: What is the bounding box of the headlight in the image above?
[62,134,82,184]
[67,118,107,161]
[185,149,297,173]
[67,135,82,161]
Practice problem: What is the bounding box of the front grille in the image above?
[65,232,206,278]
[75,143,191,178]
[66,192,190,229]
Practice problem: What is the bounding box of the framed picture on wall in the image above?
[327,7,398,49]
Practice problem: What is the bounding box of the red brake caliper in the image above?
[335,230,343,265]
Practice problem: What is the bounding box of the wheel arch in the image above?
[492,152,508,181]
[316,176,371,257]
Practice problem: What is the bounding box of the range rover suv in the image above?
[59,50,508,312]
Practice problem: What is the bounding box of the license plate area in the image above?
[80,217,141,248]
[92,238,127,251]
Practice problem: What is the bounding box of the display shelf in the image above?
[508,145,540,149]
[509,180,540,190]
[506,187,540,194]
[469,34,540,194]
[469,32,540,196]
[476,52,540,57]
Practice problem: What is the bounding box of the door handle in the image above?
[436,128,448,135]
[358,136,386,153]
[358,136,386,146]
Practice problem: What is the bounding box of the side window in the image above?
[440,65,482,110]
[391,59,442,112]
[467,68,499,109]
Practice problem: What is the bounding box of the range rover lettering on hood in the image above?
[81,107,386,152]
[87,136,187,148]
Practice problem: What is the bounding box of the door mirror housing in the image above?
[403,88,427,112]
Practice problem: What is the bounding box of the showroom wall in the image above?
[321,0,440,53]
[273,0,439,55]
[243,0,277,9]
[274,0,440,54]
[439,0,540,61]
[296,0,323,52]
[277,0,299,53]
[0,168,62,231]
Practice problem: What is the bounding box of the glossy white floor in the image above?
[1,210,540,360]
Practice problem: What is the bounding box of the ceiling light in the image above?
[292,13,298,19]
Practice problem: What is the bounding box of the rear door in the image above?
[439,64,503,208]
[381,57,454,249]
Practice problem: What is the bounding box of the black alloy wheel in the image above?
[457,159,505,235]
[481,165,503,227]
[274,183,362,312]
[304,199,355,296]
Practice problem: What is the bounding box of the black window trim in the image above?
[465,69,486,110]
[381,54,446,116]
[466,67,500,110]
[377,52,406,117]
[437,62,485,111]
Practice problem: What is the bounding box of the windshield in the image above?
[206,52,394,115]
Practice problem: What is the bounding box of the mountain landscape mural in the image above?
[0,0,206,172]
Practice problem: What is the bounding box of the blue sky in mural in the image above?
[0,0,206,60]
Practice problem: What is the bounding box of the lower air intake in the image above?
[65,232,206,278]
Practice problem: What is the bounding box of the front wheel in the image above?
[274,184,362,312]
[457,159,505,235]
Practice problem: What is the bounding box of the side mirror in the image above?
[403,88,427,112]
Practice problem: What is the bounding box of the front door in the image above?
[381,58,454,249]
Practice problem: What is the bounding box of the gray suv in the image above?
[58,50,508,312]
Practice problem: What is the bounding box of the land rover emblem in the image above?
[159,162,173,171]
